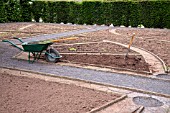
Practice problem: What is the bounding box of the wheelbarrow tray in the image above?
[22,42,53,52]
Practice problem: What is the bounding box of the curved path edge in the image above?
[103,40,165,75]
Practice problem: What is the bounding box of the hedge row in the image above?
[0,0,32,22]
[0,1,170,28]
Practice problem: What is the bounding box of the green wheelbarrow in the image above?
[2,37,62,63]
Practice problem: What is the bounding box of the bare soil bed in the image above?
[22,23,85,34]
[61,54,149,72]
[54,42,138,54]
[0,23,86,40]
[64,28,170,68]
[116,28,170,67]
[54,42,149,72]
[0,73,121,113]
[0,23,30,31]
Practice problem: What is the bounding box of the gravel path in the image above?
[1,26,170,97]
[0,42,170,97]
[16,26,110,43]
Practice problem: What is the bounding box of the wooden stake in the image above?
[125,33,136,58]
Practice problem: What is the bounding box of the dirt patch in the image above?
[116,28,170,41]
[0,23,86,40]
[0,23,36,39]
[0,32,39,39]
[0,73,121,113]
[22,23,85,34]
[53,42,149,72]
[0,23,31,31]
[115,28,170,68]
[54,42,138,54]
[64,28,170,67]
[61,54,149,72]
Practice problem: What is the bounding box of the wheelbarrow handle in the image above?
[13,37,24,43]
[2,39,23,51]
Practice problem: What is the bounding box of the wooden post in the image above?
[125,33,136,58]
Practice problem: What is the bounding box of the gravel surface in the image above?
[0,42,170,96]
[19,26,109,43]
[156,74,170,80]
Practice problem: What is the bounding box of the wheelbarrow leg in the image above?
[28,52,43,63]
[32,52,37,63]
[33,52,41,61]
[28,52,37,63]
[32,52,42,61]
[28,52,31,63]
[37,51,42,60]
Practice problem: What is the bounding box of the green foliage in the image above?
[0,0,33,22]
[128,2,141,27]
[82,2,95,24]
[136,1,170,28]
[0,0,170,29]
[0,1,7,23]
[68,2,83,24]
[41,2,53,22]
[5,0,22,22]
[32,1,45,22]
[54,2,70,23]
[110,2,129,26]
[20,0,32,22]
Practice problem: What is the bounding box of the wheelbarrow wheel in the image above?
[45,49,60,63]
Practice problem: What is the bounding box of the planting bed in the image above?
[21,23,85,34]
[0,23,37,39]
[0,73,121,113]
[54,42,149,72]
[0,23,86,40]
[0,23,30,31]
[54,42,137,54]
[116,28,170,68]
[61,54,149,72]
[64,28,170,68]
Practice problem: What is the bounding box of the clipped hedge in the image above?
[0,1,7,23]
[20,0,32,22]
[0,0,32,22]
[33,1,170,28]
[0,1,170,28]
[5,0,22,22]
